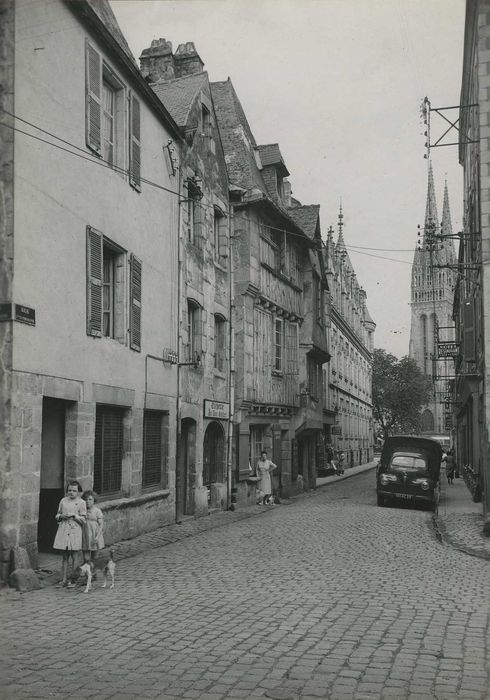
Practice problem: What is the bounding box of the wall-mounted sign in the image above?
[204,399,229,420]
[331,426,342,435]
[437,341,459,359]
[0,302,36,326]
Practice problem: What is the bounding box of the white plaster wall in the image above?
[12,0,179,402]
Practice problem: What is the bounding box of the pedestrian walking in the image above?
[256,450,277,505]
[53,481,86,588]
[445,449,456,485]
[81,490,104,564]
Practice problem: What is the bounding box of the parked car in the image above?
[376,435,442,511]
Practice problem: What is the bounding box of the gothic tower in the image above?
[409,164,456,434]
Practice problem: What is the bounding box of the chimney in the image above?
[283,180,292,208]
[174,42,204,78]
[140,38,175,82]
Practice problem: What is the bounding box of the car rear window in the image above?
[390,454,427,470]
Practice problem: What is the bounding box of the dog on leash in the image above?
[102,549,115,589]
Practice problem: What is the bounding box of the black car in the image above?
[376,435,442,510]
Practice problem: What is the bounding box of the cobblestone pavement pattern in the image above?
[1,472,489,700]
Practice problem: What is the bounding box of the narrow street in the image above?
[1,471,489,700]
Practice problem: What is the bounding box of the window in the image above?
[285,321,299,375]
[87,226,141,350]
[94,406,124,495]
[186,179,201,245]
[143,411,168,488]
[186,300,205,364]
[86,41,132,176]
[213,207,228,261]
[307,355,323,401]
[214,314,226,372]
[274,318,284,372]
[102,245,116,338]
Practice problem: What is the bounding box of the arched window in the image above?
[203,422,226,487]
[420,409,434,432]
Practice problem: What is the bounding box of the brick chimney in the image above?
[283,180,292,207]
[140,38,175,82]
[174,42,204,78]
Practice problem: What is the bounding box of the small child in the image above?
[53,481,86,588]
[82,490,104,564]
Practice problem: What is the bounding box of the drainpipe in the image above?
[226,204,235,510]
[175,162,183,523]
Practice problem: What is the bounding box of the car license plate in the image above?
[395,493,412,500]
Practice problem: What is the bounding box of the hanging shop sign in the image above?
[0,302,36,326]
[204,399,229,420]
[437,341,460,359]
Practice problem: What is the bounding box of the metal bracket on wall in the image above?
[421,97,479,159]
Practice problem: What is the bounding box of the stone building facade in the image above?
[409,164,456,436]
[322,211,375,466]
[456,0,490,532]
[211,79,330,501]
[0,0,183,579]
[141,39,232,518]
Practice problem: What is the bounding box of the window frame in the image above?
[274,317,285,373]
[142,410,168,489]
[214,314,226,373]
[93,405,125,497]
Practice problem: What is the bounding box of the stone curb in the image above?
[432,514,490,562]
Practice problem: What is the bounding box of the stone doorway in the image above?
[38,398,67,553]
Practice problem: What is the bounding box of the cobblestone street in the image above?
[1,471,489,700]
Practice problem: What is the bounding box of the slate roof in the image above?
[85,0,137,65]
[210,79,268,196]
[258,144,289,177]
[152,72,208,127]
[288,205,320,240]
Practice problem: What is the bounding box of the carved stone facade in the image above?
[323,211,375,466]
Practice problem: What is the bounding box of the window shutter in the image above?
[463,298,476,362]
[129,93,141,190]
[86,226,103,337]
[130,254,142,351]
[85,41,102,155]
[200,308,208,355]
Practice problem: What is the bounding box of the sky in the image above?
[111,0,466,358]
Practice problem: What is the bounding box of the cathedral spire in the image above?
[337,200,346,252]
[424,162,440,240]
[441,180,452,237]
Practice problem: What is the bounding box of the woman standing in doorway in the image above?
[256,450,277,505]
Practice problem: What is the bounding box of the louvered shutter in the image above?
[129,93,141,190]
[143,411,162,487]
[200,308,208,356]
[463,298,476,362]
[130,254,142,351]
[86,226,103,337]
[85,41,102,155]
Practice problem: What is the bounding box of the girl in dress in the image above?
[256,450,277,505]
[82,490,104,563]
[53,481,86,588]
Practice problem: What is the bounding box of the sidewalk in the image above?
[316,459,377,488]
[434,469,490,561]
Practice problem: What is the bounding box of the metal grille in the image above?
[143,411,163,487]
[94,407,123,495]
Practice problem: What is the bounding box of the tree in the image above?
[372,348,432,440]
